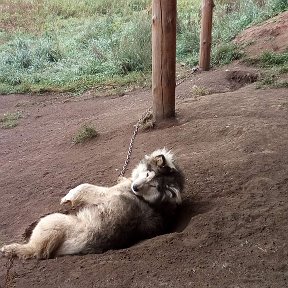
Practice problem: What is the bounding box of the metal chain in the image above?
[119,107,152,177]
[4,256,14,288]
[176,66,199,86]
[119,66,199,177]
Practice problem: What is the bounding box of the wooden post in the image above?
[152,0,177,122]
[199,0,214,71]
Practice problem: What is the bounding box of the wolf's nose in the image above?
[132,185,139,192]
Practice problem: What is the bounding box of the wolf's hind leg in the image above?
[2,229,64,259]
[1,214,67,259]
[1,243,36,259]
[26,213,67,259]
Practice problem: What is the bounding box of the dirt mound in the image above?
[234,11,288,57]
[177,63,260,98]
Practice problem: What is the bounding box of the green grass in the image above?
[257,76,288,89]
[0,2,152,94]
[0,0,287,94]
[245,51,288,89]
[245,51,288,67]
[0,111,22,129]
[191,85,210,96]
[212,43,244,66]
[177,0,288,66]
[258,51,288,67]
[72,123,98,144]
[257,72,288,89]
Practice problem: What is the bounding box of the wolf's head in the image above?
[131,148,184,206]
[131,148,175,179]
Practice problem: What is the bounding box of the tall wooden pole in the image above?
[152,0,177,122]
[199,0,214,71]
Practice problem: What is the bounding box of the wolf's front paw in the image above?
[60,195,73,206]
[60,196,72,206]
[60,183,88,206]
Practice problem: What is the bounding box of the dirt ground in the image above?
[0,12,288,288]
[234,11,288,57]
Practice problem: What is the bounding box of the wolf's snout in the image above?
[132,184,139,193]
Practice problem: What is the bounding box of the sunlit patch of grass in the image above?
[0,111,22,129]
[244,51,288,67]
[247,52,288,68]
[0,69,150,95]
[274,80,288,88]
[72,123,98,144]
[259,51,288,67]
[256,78,288,89]
[256,70,288,89]
[0,0,287,94]
[247,51,288,89]
[191,85,210,96]
[212,44,244,66]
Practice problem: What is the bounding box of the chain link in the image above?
[4,256,14,288]
[119,66,199,177]
[176,66,199,86]
[119,107,152,177]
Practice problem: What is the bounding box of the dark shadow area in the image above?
[171,198,212,233]
[226,70,259,91]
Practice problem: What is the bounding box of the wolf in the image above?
[1,148,184,259]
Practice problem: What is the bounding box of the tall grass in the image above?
[0,0,287,94]
[177,0,288,66]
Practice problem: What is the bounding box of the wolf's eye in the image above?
[146,172,149,177]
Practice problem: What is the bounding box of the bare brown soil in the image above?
[234,11,288,57]
[0,13,288,288]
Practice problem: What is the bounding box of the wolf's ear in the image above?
[165,186,182,204]
[155,154,166,167]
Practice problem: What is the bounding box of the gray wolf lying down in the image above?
[1,148,184,259]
